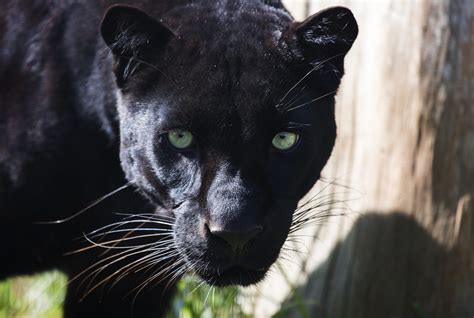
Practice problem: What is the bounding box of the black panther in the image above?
[0,0,358,316]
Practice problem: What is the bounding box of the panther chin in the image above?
[198,265,269,287]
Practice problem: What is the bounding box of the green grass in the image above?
[0,270,314,318]
[0,273,250,318]
[167,277,251,318]
[0,271,67,318]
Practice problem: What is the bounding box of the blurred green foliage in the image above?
[167,277,251,318]
[0,271,66,318]
[0,271,314,318]
[0,273,251,318]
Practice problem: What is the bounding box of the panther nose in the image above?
[207,225,263,252]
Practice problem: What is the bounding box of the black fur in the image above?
[0,1,357,317]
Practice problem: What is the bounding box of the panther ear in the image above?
[289,6,358,76]
[101,5,174,87]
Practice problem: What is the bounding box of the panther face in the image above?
[101,3,358,286]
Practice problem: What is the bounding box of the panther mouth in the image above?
[199,265,268,287]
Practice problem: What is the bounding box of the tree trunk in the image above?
[249,0,474,317]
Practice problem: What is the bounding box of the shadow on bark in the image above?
[278,212,474,318]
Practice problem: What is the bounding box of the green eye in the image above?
[167,130,194,149]
[272,132,299,151]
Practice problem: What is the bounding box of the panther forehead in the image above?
[161,0,292,44]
